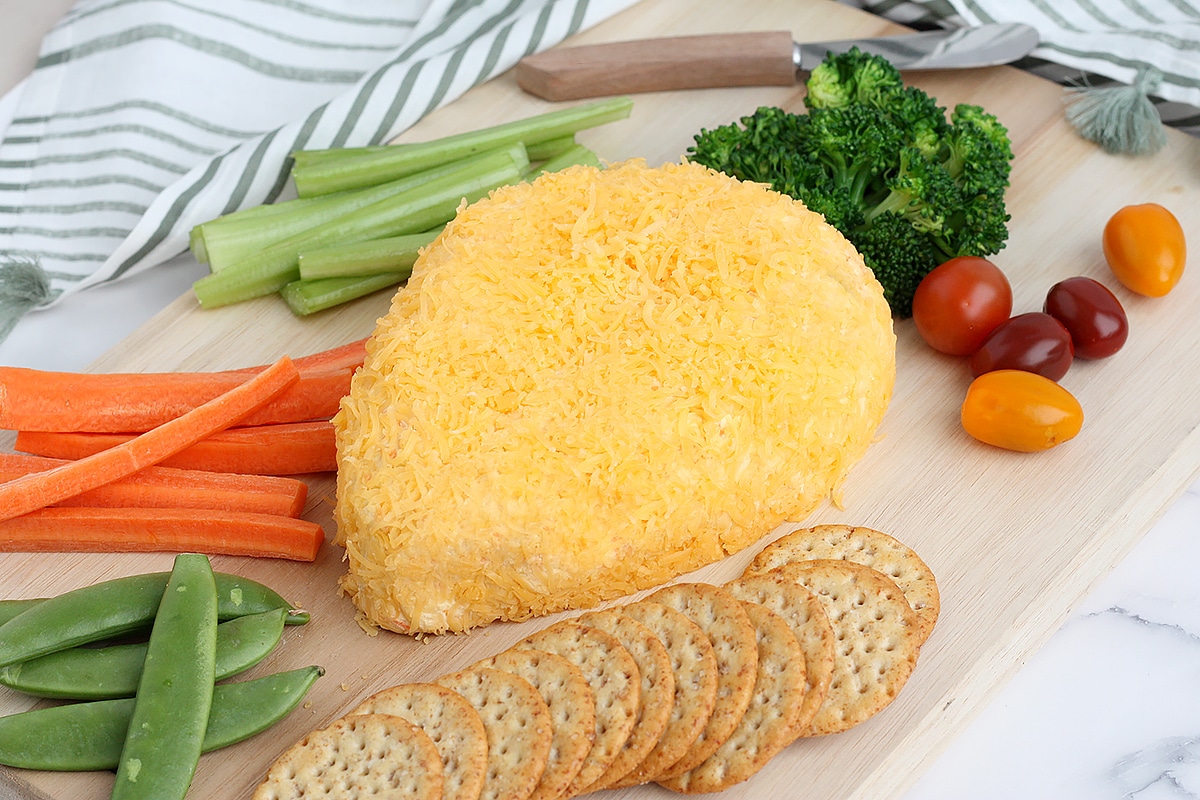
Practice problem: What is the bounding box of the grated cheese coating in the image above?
[333,160,895,635]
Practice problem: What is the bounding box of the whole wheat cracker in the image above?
[436,667,553,800]
[746,524,940,644]
[514,620,640,796]
[643,583,758,780]
[475,648,595,800]
[347,682,488,800]
[774,560,922,736]
[574,608,675,791]
[252,713,443,800]
[607,601,719,789]
[658,602,808,793]
[724,570,835,738]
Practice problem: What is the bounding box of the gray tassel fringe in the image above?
[1064,68,1168,156]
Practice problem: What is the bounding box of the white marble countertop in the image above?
[1,4,1198,799]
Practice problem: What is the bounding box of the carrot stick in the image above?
[16,420,337,475]
[0,507,325,561]
[0,356,300,522]
[0,453,308,517]
[0,337,365,433]
[229,337,367,374]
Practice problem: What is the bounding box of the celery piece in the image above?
[190,225,210,264]
[191,144,528,309]
[525,135,577,162]
[525,144,602,180]
[290,96,632,197]
[298,229,439,281]
[281,273,409,316]
[193,156,495,272]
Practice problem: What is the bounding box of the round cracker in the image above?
[436,667,553,800]
[574,608,675,791]
[724,571,836,737]
[476,648,595,800]
[747,524,940,644]
[514,620,640,796]
[775,560,922,736]
[644,583,758,779]
[348,682,488,800]
[658,602,808,793]
[607,601,718,789]
[252,713,443,800]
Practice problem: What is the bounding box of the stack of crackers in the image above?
[252,525,940,799]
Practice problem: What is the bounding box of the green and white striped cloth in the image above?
[0,0,636,321]
[845,0,1200,136]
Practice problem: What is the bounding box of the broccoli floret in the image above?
[848,213,944,318]
[805,48,904,110]
[686,47,1013,317]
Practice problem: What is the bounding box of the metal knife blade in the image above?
[794,23,1039,72]
[515,23,1040,102]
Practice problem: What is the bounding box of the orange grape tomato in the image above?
[960,370,1084,452]
[1102,203,1186,297]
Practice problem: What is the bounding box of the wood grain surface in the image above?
[3,0,1199,798]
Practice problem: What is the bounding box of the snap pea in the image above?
[112,553,217,800]
[0,666,323,772]
[0,599,40,627]
[0,571,307,668]
[0,608,286,700]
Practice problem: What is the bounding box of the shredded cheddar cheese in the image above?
[333,160,895,635]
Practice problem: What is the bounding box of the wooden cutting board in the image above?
[3,0,1199,798]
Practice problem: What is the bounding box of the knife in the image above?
[515,23,1039,101]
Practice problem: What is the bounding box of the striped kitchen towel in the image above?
[0,0,636,330]
[843,0,1200,137]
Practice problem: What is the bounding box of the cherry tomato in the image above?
[1102,203,1186,297]
[969,312,1074,381]
[912,256,1013,356]
[1044,277,1129,359]
[961,370,1084,452]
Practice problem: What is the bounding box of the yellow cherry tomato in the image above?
[1102,203,1186,297]
[961,370,1084,452]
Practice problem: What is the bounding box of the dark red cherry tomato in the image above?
[1044,277,1129,359]
[969,312,1074,381]
[912,256,1013,356]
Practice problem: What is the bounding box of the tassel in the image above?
[1064,67,1168,156]
[0,259,52,343]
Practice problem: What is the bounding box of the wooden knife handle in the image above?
[515,31,796,101]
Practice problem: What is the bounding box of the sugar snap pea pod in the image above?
[0,599,41,627]
[0,572,167,668]
[112,553,217,800]
[0,666,324,772]
[198,665,324,750]
[0,608,286,700]
[0,571,307,669]
[214,573,309,626]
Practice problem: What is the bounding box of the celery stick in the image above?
[192,145,528,309]
[525,144,602,180]
[281,273,409,316]
[525,135,577,162]
[298,229,439,281]
[190,226,209,264]
[286,135,573,192]
[290,96,632,197]
[194,156,494,271]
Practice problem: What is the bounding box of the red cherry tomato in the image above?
[1102,203,1186,297]
[961,370,1084,452]
[969,312,1074,381]
[912,256,1013,356]
[1044,277,1129,359]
